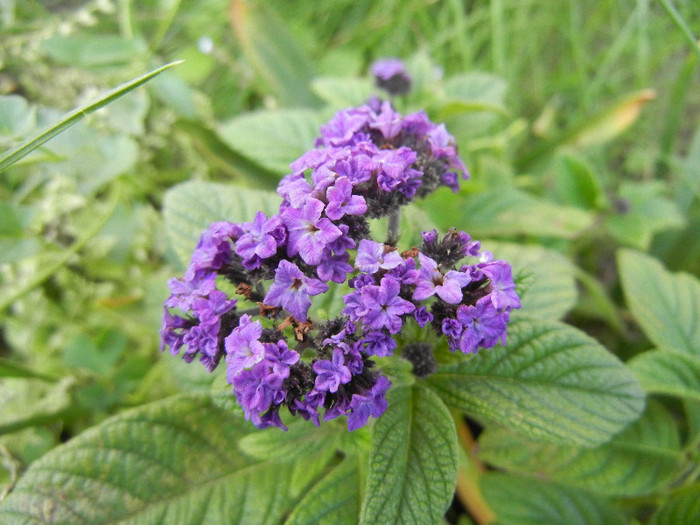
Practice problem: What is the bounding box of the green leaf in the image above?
[424,188,593,239]
[311,77,374,108]
[555,153,606,210]
[218,109,322,175]
[629,348,700,400]
[239,418,342,462]
[360,385,458,525]
[650,483,700,525]
[285,457,362,525]
[618,249,700,355]
[230,0,319,108]
[0,394,298,524]
[606,181,685,250]
[426,315,645,446]
[163,181,280,267]
[0,61,181,174]
[481,473,627,525]
[41,35,147,68]
[478,401,682,497]
[0,95,36,141]
[487,242,577,320]
[0,378,73,435]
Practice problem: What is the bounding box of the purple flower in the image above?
[413,253,470,304]
[371,58,412,96]
[225,314,266,378]
[264,260,329,322]
[264,339,300,379]
[318,107,371,147]
[442,318,463,339]
[347,376,391,431]
[191,290,236,323]
[282,198,342,265]
[456,298,508,353]
[388,258,420,285]
[317,251,353,283]
[352,276,415,333]
[235,211,284,269]
[290,389,325,426]
[355,239,403,274]
[481,260,521,310]
[369,101,404,140]
[325,177,367,220]
[182,321,220,371]
[185,221,238,280]
[165,271,217,311]
[313,349,352,393]
[233,361,285,419]
[361,330,397,358]
[413,306,433,328]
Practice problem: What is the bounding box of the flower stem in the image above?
[453,412,495,524]
[386,208,401,246]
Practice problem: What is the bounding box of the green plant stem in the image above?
[659,0,700,60]
[453,412,495,525]
[386,208,401,246]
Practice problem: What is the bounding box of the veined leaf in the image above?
[478,401,682,497]
[426,315,645,446]
[486,242,577,320]
[163,181,280,267]
[311,77,374,109]
[285,457,362,525]
[481,473,627,525]
[650,483,700,525]
[360,385,458,525]
[629,348,700,400]
[0,61,181,174]
[618,249,700,355]
[423,188,593,239]
[217,109,322,175]
[0,394,298,524]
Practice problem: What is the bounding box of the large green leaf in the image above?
[487,242,577,320]
[360,385,458,525]
[629,348,700,400]
[0,394,298,524]
[481,473,627,525]
[423,188,593,239]
[478,401,682,497]
[217,109,322,175]
[0,378,73,435]
[163,181,281,267]
[285,457,362,525]
[618,249,700,355]
[426,315,645,446]
[650,483,700,525]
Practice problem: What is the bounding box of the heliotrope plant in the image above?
[161,60,520,432]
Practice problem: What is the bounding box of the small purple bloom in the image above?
[371,58,411,96]
[313,349,352,393]
[282,198,342,265]
[264,339,300,379]
[413,253,470,304]
[264,260,329,322]
[355,239,404,274]
[225,314,266,378]
[317,251,353,283]
[347,376,391,431]
[165,271,217,311]
[442,318,463,339]
[456,298,508,353]
[361,330,397,358]
[481,260,521,310]
[235,211,284,269]
[357,276,415,333]
[325,177,367,220]
[413,306,434,328]
[191,290,236,323]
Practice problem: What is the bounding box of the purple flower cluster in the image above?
[161,99,519,432]
[371,57,412,96]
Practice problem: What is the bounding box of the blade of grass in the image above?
[659,0,700,60]
[0,61,182,174]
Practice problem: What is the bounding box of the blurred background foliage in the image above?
[0,0,699,515]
